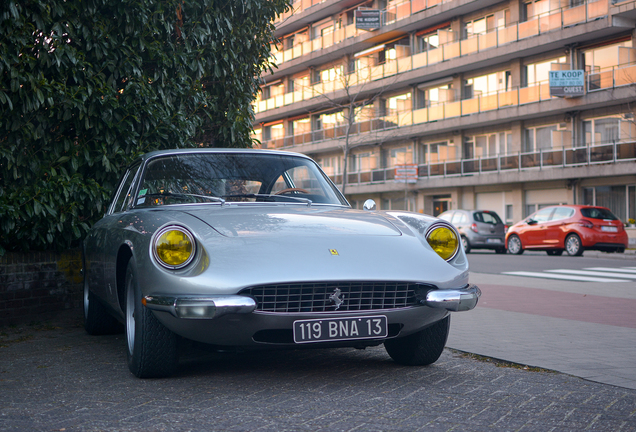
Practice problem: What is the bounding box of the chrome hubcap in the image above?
[566,237,579,254]
[83,282,89,320]
[126,278,135,355]
[508,237,520,253]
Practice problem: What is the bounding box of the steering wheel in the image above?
[274,187,309,195]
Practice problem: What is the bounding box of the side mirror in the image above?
[363,199,377,211]
[526,218,537,225]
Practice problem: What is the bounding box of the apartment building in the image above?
[253,0,636,225]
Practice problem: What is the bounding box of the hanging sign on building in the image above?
[549,70,585,97]
[395,164,418,183]
[355,9,381,30]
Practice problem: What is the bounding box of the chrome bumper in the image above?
[143,295,256,319]
[425,284,481,312]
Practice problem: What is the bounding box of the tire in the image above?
[507,235,524,255]
[565,233,583,256]
[83,267,123,335]
[384,316,450,366]
[495,247,506,254]
[461,236,471,254]
[125,258,178,378]
[546,249,563,256]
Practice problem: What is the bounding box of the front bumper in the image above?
[144,284,481,319]
[425,284,481,311]
[143,295,256,319]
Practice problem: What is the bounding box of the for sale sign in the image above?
[355,10,381,30]
[549,70,585,97]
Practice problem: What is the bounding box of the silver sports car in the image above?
[83,148,480,378]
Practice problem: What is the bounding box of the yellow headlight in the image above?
[154,227,195,269]
[426,225,459,261]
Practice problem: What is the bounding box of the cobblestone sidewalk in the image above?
[1,309,635,432]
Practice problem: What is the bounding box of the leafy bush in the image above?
[0,0,289,253]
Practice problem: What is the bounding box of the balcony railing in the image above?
[268,0,609,77]
[256,62,636,149]
[324,141,636,187]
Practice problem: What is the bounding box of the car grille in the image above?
[239,282,425,313]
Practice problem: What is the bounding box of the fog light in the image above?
[426,224,459,261]
[175,299,217,319]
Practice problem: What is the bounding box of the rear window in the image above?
[580,207,618,220]
[474,211,502,224]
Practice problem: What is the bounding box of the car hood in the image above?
[184,206,403,238]
[130,205,469,294]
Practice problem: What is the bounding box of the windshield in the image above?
[134,152,348,207]
[580,207,618,220]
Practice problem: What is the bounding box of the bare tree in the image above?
[302,56,402,195]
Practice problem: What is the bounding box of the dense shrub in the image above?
[0,0,289,253]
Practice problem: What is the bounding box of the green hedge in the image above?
[0,0,289,254]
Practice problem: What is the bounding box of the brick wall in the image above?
[0,248,83,327]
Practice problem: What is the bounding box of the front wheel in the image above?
[384,316,450,366]
[507,235,524,255]
[83,250,123,336]
[565,233,583,256]
[125,258,178,378]
[461,236,471,254]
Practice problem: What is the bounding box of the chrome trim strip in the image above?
[425,284,481,312]
[144,295,257,319]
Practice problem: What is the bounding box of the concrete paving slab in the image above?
[447,272,636,390]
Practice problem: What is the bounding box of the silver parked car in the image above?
[83,148,481,378]
[438,209,507,254]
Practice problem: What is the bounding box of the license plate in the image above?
[293,315,388,344]
[601,226,618,232]
[486,238,501,243]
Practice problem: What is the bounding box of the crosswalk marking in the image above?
[501,271,629,283]
[546,269,636,279]
[586,267,636,274]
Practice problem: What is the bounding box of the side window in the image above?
[531,207,554,223]
[111,164,140,213]
[550,207,574,221]
[438,212,453,222]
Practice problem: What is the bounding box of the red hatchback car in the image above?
[505,205,628,256]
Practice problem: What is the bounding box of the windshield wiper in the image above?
[222,193,312,205]
[143,192,226,204]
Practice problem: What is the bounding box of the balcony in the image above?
[327,140,636,187]
[255,61,636,151]
[269,0,609,72]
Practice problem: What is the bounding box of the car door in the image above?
[543,207,575,246]
[521,207,555,247]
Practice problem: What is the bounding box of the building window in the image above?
[523,0,551,21]
[464,133,511,158]
[583,117,622,145]
[583,185,632,222]
[524,57,567,87]
[523,125,558,152]
[464,71,511,99]
[585,40,633,73]
[463,10,508,39]
[420,140,457,163]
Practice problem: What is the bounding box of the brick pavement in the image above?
[1,309,636,431]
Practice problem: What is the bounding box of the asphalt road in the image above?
[465,249,635,274]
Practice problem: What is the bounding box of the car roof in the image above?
[139,147,313,163]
